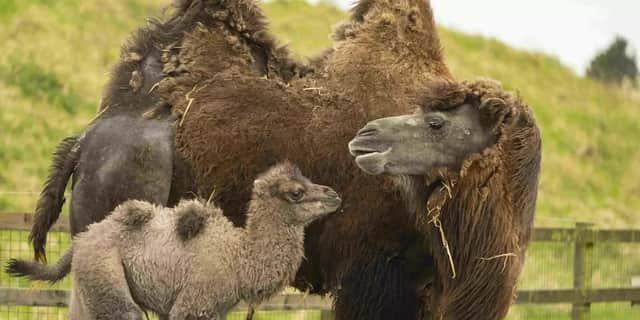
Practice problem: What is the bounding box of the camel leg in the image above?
[169,307,221,320]
[74,248,143,320]
[334,255,420,320]
[169,291,224,320]
[68,286,85,320]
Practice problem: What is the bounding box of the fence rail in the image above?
[0,288,332,311]
[0,213,69,232]
[3,212,637,243]
[1,213,639,319]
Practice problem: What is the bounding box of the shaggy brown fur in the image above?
[99,0,308,116]
[401,79,541,319]
[157,1,457,319]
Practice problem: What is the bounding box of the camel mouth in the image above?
[352,148,392,175]
[351,149,376,157]
[348,136,391,158]
[348,146,382,158]
[324,199,343,212]
[307,198,342,216]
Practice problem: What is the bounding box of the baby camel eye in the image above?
[286,190,305,202]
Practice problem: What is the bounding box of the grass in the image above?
[0,0,639,319]
[0,58,91,114]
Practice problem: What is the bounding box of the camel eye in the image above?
[286,189,305,202]
[427,117,444,130]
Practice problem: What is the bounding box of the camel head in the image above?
[348,79,542,320]
[253,162,342,226]
[348,80,509,177]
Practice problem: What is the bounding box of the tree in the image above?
[587,36,638,86]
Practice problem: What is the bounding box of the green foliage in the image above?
[0,58,90,114]
[262,0,344,57]
[587,36,638,86]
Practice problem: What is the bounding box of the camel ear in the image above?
[253,179,268,194]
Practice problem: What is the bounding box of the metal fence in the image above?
[511,223,640,319]
[0,213,638,320]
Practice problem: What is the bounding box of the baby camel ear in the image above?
[253,179,268,195]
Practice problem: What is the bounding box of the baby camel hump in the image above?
[121,201,242,317]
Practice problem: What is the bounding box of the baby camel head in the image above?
[252,162,342,226]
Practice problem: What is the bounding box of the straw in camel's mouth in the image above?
[424,179,442,201]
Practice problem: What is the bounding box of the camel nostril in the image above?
[357,126,378,137]
[323,187,339,198]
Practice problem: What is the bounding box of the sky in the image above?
[314,0,640,75]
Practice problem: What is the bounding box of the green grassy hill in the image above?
[1,0,639,230]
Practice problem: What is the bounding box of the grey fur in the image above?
[17,163,340,320]
[6,249,72,284]
[113,201,155,229]
[175,203,211,241]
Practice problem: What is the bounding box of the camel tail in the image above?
[6,248,73,284]
[29,136,80,263]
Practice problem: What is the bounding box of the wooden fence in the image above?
[1,213,639,319]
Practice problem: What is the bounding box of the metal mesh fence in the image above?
[506,241,640,319]
[0,230,71,320]
[592,243,640,288]
[0,221,638,319]
[507,304,572,320]
[518,242,575,290]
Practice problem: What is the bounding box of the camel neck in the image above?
[238,201,306,303]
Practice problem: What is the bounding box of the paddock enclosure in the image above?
[0,213,638,319]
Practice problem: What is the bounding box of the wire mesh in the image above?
[592,243,640,288]
[518,242,575,290]
[227,310,325,320]
[507,240,640,319]
[507,304,572,320]
[0,230,71,320]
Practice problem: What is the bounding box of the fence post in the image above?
[632,276,640,307]
[572,222,594,320]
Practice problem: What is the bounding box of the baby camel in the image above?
[7,162,341,320]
